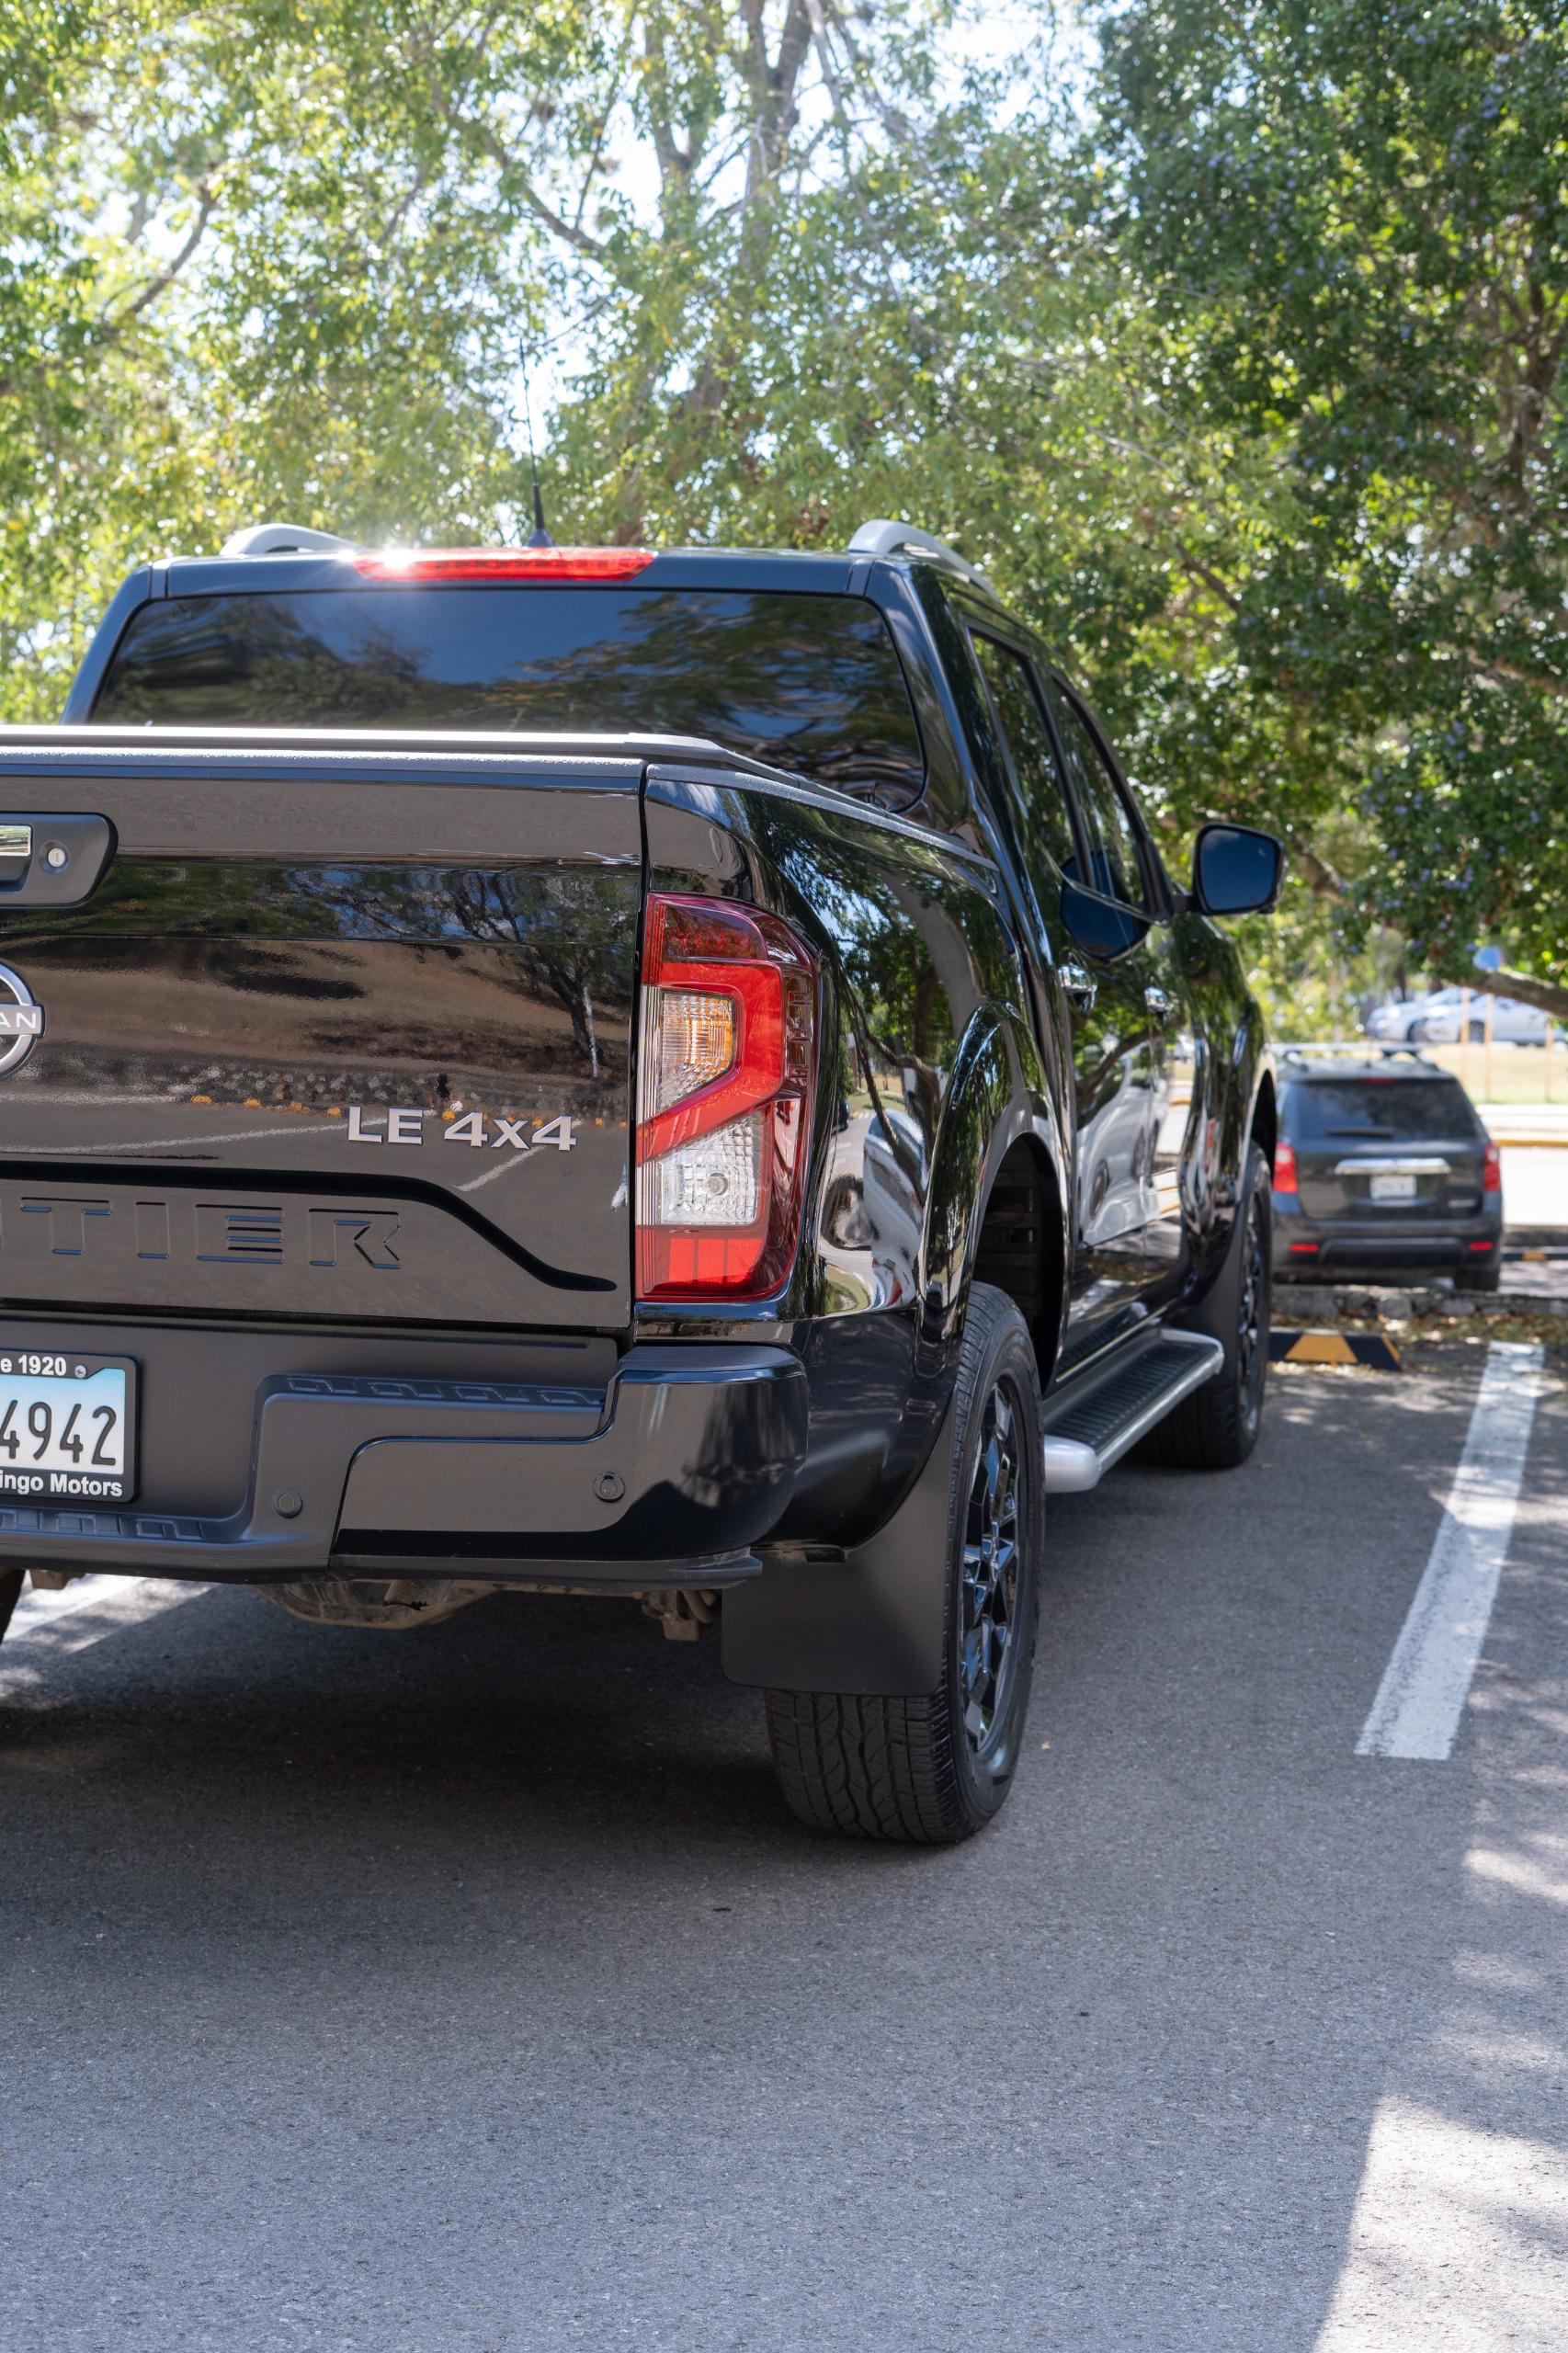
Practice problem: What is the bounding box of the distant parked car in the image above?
[1364,994,1427,1042]
[1405,990,1550,1047]
[1272,1048,1502,1290]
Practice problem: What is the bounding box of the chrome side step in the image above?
[1040,1330,1225,1494]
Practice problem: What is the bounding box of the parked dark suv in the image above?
[1272,1048,1502,1290]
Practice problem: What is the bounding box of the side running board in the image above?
[1040,1330,1225,1494]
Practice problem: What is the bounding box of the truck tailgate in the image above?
[0,737,642,1329]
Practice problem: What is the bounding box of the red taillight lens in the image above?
[1483,1140,1502,1193]
[636,893,817,1302]
[353,546,655,582]
[1274,1139,1299,1195]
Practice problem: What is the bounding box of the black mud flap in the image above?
[720,1396,956,1696]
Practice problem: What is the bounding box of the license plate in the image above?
[1369,1173,1418,1202]
[0,1349,137,1504]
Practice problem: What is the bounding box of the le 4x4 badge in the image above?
[346,1107,576,1151]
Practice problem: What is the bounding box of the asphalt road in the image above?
[2,1349,1565,2353]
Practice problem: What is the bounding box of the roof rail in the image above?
[847,517,1000,600]
[219,523,362,558]
[1277,1040,1438,1066]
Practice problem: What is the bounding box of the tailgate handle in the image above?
[0,813,116,904]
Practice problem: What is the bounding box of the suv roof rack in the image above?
[1277,1041,1441,1069]
[847,517,1000,600]
[218,523,362,558]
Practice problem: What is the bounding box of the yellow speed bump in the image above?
[1269,1329,1403,1371]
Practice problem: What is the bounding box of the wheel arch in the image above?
[920,1006,1070,1381]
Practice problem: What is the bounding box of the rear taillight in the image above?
[1274,1139,1299,1195]
[635,893,817,1302]
[354,546,655,582]
[1483,1141,1502,1193]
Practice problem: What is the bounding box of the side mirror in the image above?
[1191,823,1284,917]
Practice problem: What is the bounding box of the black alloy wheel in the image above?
[959,1374,1027,1767]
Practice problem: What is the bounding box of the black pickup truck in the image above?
[0,518,1282,1842]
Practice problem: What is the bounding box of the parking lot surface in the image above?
[3,1352,1565,2352]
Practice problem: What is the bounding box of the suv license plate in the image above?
[1369,1173,1418,1202]
[0,1350,137,1504]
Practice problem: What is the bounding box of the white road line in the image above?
[3,1574,208,1660]
[0,1124,331,1154]
[1356,1340,1546,1761]
[459,1152,540,1191]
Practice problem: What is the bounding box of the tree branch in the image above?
[1177,550,1243,612]
[108,181,218,326]
[1477,966,1568,1023]
[443,105,608,259]
[1466,650,1568,702]
[1291,841,1348,901]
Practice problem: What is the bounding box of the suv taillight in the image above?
[1274,1138,1299,1195]
[1483,1140,1502,1193]
[635,894,817,1302]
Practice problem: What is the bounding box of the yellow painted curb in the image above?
[1269,1329,1403,1370]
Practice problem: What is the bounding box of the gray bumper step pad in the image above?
[1040,1331,1225,1493]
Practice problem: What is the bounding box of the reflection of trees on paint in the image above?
[11,860,638,1073]
[286,867,636,1070]
[767,818,963,1068]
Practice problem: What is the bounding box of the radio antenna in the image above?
[520,346,553,549]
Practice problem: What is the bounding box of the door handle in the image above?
[0,814,115,906]
[1061,961,1097,1011]
[1144,984,1176,1021]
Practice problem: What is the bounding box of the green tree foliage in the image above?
[0,1,1562,1014]
[1096,0,1568,1013]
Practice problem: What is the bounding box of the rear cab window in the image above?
[1284,1078,1484,1142]
[92,586,926,809]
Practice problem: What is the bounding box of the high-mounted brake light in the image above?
[353,546,656,582]
[1274,1139,1299,1195]
[1483,1140,1502,1193]
[636,894,817,1302]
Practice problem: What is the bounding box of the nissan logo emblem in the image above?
[0,962,44,1075]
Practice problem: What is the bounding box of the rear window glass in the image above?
[1284,1078,1483,1142]
[93,586,926,805]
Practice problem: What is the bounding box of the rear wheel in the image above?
[1139,1143,1271,1471]
[1456,1263,1502,1293]
[0,1566,22,1645]
[765,1284,1043,1845]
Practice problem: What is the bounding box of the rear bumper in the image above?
[1272,1197,1502,1279]
[0,1345,809,1586]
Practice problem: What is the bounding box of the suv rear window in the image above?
[93,586,926,804]
[1284,1077,1483,1142]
